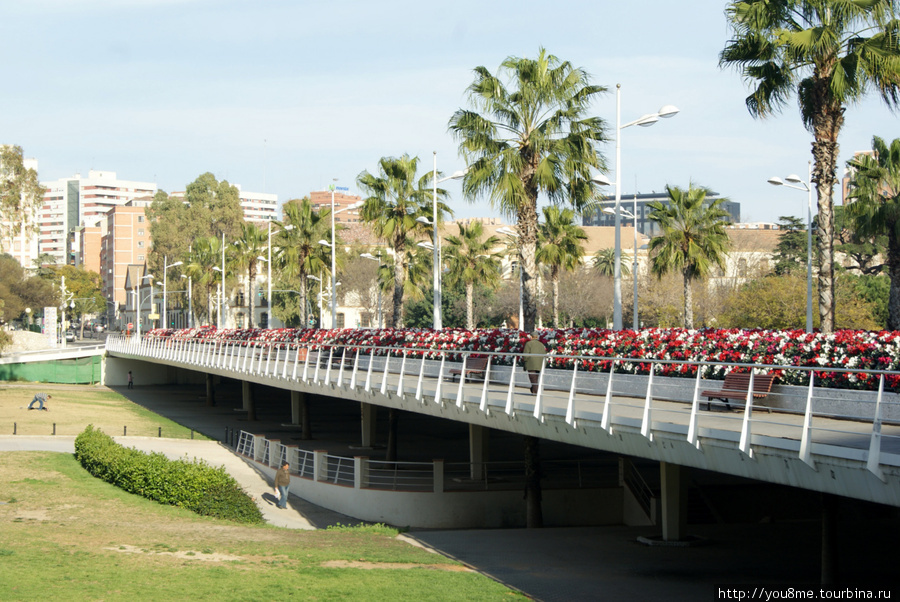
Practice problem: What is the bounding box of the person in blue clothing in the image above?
[27,393,51,410]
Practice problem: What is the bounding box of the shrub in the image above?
[74,425,263,524]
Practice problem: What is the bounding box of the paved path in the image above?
[0,435,359,530]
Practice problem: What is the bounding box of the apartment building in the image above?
[39,170,156,266]
[99,198,153,327]
[309,190,363,224]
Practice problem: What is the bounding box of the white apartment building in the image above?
[38,170,157,266]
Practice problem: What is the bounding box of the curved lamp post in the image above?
[603,206,640,330]
[768,161,814,333]
[163,257,182,329]
[608,83,678,330]
[320,199,363,328]
[267,222,293,328]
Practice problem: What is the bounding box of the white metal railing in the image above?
[107,334,900,476]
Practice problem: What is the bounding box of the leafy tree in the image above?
[184,237,226,326]
[648,184,731,329]
[147,173,244,276]
[56,264,105,336]
[720,0,900,333]
[846,135,900,328]
[834,205,884,275]
[357,154,449,328]
[772,216,811,276]
[536,206,588,328]
[593,247,629,278]
[275,197,332,327]
[443,222,503,329]
[449,48,608,333]
[231,222,267,328]
[0,145,43,257]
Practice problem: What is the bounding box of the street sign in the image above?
[148,313,160,320]
[127,322,133,329]
[336,186,349,191]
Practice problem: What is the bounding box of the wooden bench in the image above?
[449,357,489,382]
[700,372,776,412]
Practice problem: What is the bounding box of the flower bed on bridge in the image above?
[144,326,900,391]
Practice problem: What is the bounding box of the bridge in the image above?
[104,333,900,539]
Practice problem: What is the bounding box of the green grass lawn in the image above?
[0,451,523,601]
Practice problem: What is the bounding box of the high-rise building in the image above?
[39,170,156,266]
[0,152,40,270]
[98,198,153,327]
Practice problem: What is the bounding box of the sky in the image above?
[2,0,898,226]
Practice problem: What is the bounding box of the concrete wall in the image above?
[104,356,206,387]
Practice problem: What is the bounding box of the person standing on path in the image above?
[523,331,547,394]
[127,371,133,389]
[274,462,291,509]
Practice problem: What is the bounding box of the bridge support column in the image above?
[469,424,489,481]
[205,374,215,407]
[242,381,256,422]
[660,462,689,541]
[291,391,310,440]
[360,402,377,448]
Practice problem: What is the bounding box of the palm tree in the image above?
[449,48,608,333]
[443,222,503,329]
[231,222,267,328]
[535,206,588,328]
[846,135,900,329]
[277,198,332,327]
[720,0,900,333]
[184,236,223,326]
[593,247,630,278]
[357,154,450,328]
[648,184,731,329]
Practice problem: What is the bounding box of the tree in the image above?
[357,154,449,328]
[184,237,224,326]
[648,184,731,329]
[56,265,105,337]
[0,145,43,259]
[720,0,900,333]
[835,205,884,275]
[593,247,629,278]
[536,206,588,328]
[231,222,267,328]
[443,222,503,329]
[846,135,900,329]
[449,48,608,333]
[147,173,244,277]
[772,216,811,276]
[276,198,332,327]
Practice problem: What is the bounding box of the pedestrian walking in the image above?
[274,462,291,509]
[127,371,133,389]
[523,330,546,394]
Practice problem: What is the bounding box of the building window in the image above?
[336,313,346,329]
[137,241,144,248]
[738,258,748,277]
[138,229,144,236]
[137,216,144,223]
[137,255,144,261]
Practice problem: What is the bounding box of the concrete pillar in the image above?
[205,373,215,407]
[433,459,444,494]
[313,450,327,482]
[291,391,310,440]
[360,402,377,448]
[469,424,489,480]
[660,462,689,541]
[354,456,368,490]
[242,381,256,422]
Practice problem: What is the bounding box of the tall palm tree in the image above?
[231,222,267,328]
[536,206,588,328]
[277,198,332,327]
[846,135,900,329]
[184,236,222,326]
[593,247,630,278]
[357,154,450,328]
[720,0,900,333]
[449,48,608,333]
[443,222,503,329]
[648,184,731,329]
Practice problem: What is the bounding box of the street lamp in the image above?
[418,154,468,330]
[267,222,293,328]
[768,161,814,333]
[604,206,640,330]
[608,83,678,330]
[497,227,524,328]
[163,257,183,329]
[321,197,364,329]
[360,252,384,328]
[180,274,192,328]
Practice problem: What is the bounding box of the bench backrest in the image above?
[467,357,489,370]
[721,372,775,394]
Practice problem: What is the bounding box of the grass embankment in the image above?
[0,452,522,600]
[0,385,204,438]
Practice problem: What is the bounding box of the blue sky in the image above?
[3,0,898,224]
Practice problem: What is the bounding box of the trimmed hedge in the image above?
[74,425,263,524]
